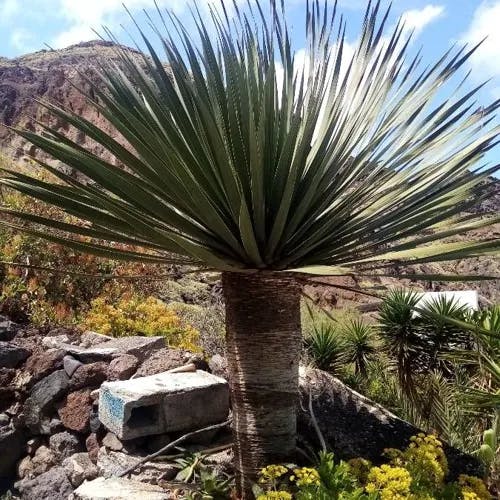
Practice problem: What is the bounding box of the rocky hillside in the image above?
[0,41,498,302]
[0,41,144,168]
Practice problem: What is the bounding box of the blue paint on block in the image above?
[101,389,124,420]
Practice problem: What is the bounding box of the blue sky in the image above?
[1,0,499,171]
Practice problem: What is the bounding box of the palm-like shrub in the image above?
[379,290,472,398]
[1,1,499,495]
[343,319,378,377]
[304,322,348,373]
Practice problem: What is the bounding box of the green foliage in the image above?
[378,290,472,398]
[254,434,492,499]
[174,451,233,500]
[304,321,348,373]
[343,320,379,377]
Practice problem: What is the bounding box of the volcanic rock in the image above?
[15,466,73,500]
[0,342,30,368]
[58,389,92,433]
[49,431,82,462]
[107,354,139,381]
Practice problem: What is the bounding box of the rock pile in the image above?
[0,317,229,499]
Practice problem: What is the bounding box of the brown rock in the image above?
[70,362,108,390]
[23,349,65,386]
[135,348,193,377]
[58,389,92,433]
[85,433,100,463]
[107,354,139,381]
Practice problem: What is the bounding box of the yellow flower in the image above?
[290,467,320,487]
[400,434,448,486]
[459,475,491,500]
[257,491,292,500]
[259,465,289,482]
[366,464,412,500]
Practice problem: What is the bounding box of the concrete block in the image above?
[99,370,229,440]
[74,477,169,499]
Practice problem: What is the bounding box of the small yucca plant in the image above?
[305,322,348,372]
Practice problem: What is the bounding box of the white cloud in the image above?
[50,0,242,49]
[400,4,445,37]
[10,28,33,51]
[461,1,500,84]
[0,0,20,22]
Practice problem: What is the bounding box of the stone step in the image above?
[98,370,229,440]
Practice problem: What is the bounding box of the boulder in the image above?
[23,349,65,385]
[0,428,24,478]
[42,335,70,350]
[58,389,93,433]
[66,336,165,363]
[0,342,30,368]
[297,367,483,479]
[0,316,20,341]
[49,431,82,462]
[63,355,83,377]
[62,452,98,487]
[107,354,139,381]
[135,348,193,377]
[70,362,108,390]
[99,370,229,440]
[73,477,169,499]
[97,448,177,484]
[208,354,228,379]
[15,466,73,500]
[24,370,69,431]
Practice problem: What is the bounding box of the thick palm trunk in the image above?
[222,272,302,499]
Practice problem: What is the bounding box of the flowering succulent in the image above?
[256,434,491,500]
[289,467,320,487]
[365,464,412,499]
[459,474,492,500]
[257,491,293,500]
[404,433,448,486]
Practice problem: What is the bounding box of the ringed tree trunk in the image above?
[222,272,302,499]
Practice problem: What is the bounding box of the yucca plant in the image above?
[379,290,474,399]
[1,0,500,495]
[304,321,348,372]
[343,319,378,377]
